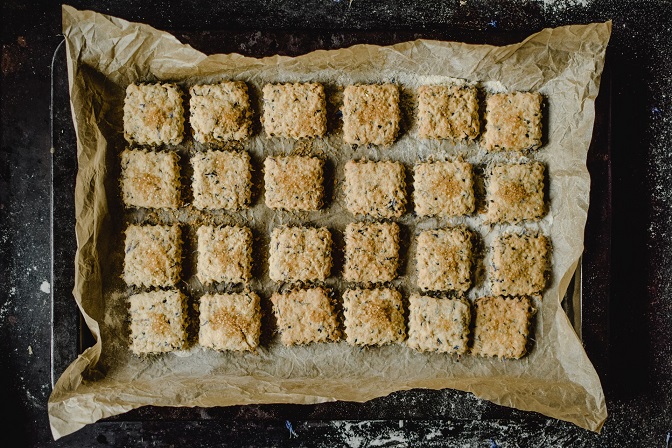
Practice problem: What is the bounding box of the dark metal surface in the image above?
[2,1,671,446]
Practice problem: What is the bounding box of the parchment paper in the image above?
[49,4,612,440]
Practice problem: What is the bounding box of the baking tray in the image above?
[50,29,611,422]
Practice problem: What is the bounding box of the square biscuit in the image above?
[482,91,542,152]
[407,295,470,354]
[264,156,324,211]
[129,289,187,355]
[342,84,401,146]
[413,160,475,217]
[262,83,327,139]
[123,82,184,146]
[416,227,473,292]
[343,160,406,218]
[472,296,534,359]
[196,225,253,285]
[417,84,480,140]
[490,233,549,296]
[123,224,182,288]
[271,287,341,345]
[120,149,181,209]
[343,221,400,284]
[189,81,253,143]
[269,226,332,283]
[198,291,261,352]
[485,162,545,224]
[343,288,405,346]
[192,150,252,210]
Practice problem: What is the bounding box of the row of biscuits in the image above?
[121,150,546,224]
[129,287,534,359]
[124,82,542,151]
[122,79,547,362]
[124,223,549,296]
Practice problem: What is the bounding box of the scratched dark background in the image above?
[1,1,671,446]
